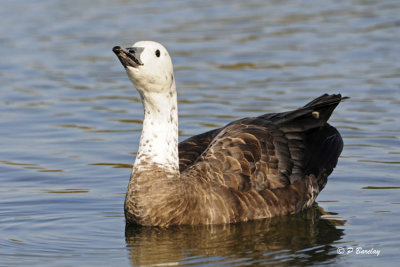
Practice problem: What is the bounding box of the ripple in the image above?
[1,0,400,266]
[42,189,90,194]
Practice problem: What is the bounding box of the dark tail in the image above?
[264,93,348,190]
[265,93,348,129]
[302,93,349,123]
[302,94,348,190]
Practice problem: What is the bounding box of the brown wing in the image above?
[181,94,346,193]
[178,128,221,172]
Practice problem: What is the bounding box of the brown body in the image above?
[124,94,346,226]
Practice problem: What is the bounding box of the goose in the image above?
[112,41,347,226]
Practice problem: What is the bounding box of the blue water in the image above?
[1,0,399,266]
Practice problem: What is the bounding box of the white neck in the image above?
[133,82,179,175]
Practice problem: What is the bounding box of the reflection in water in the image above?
[125,205,345,266]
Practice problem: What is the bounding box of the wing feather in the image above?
[180,94,346,195]
[178,128,221,172]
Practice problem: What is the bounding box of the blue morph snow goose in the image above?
[112,41,347,226]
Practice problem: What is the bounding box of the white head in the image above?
[113,41,179,172]
[113,41,175,97]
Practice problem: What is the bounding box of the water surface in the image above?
[1,0,399,266]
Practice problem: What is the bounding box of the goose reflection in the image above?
[125,205,345,266]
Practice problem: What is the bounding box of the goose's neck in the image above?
[133,84,179,176]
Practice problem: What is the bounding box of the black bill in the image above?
[112,46,144,68]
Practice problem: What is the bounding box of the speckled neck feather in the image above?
[133,84,179,175]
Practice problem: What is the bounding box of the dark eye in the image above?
[155,49,160,57]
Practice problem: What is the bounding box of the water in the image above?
[1,0,399,266]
